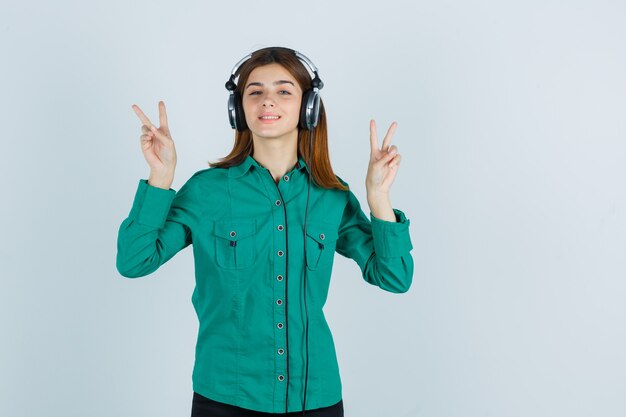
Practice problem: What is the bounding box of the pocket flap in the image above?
[213,220,256,241]
[305,222,338,244]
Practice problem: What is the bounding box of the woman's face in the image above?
[242,63,303,142]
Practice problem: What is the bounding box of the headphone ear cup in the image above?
[233,91,247,132]
[227,93,237,130]
[310,93,321,128]
[300,90,321,130]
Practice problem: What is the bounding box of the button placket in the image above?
[271,195,288,391]
[266,169,289,397]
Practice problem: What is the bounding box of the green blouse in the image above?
[116,154,414,413]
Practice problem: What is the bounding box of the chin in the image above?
[250,125,298,140]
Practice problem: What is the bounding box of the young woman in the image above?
[117,46,413,417]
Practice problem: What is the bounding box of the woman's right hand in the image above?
[132,101,177,189]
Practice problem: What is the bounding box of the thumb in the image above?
[150,125,172,142]
[377,149,397,165]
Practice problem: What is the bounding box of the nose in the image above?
[262,95,276,107]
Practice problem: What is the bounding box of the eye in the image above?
[278,90,292,95]
[248,90,262,96]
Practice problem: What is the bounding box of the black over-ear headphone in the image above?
[225,47,324,132]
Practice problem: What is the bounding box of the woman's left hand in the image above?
[366,119,402,196]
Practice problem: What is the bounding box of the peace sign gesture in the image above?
[366,119,402,196]
[132,101,177,189]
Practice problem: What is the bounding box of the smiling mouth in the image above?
[258,115,281,124]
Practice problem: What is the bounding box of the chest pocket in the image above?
[305,223,338,271]
[213,220,257,269]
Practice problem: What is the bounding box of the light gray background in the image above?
[1,1,625,416]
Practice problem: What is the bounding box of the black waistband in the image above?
[191,392,344,417]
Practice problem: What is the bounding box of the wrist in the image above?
[367,190,390,206]
[148,174,174,190]
[367,199,395,222]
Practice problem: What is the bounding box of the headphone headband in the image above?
[227,49,321,87]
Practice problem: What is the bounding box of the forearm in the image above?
[116,179,189,277]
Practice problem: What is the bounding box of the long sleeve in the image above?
[335,189,414,293]
[116,178,195,278]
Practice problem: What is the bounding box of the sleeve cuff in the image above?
[370,208,413,258]
[132,179,177,229]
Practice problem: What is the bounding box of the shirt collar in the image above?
[229,154,310,178]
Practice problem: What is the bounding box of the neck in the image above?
[251,132,299,183]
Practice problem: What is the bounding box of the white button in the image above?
[319,233,325,240]
[276,299,283,305]
[277,225,284,231]
[275,200,282,206]
[278,375,285,381]
[277,323,284,329]
[277,348,285,355]
[277,250,284,257]
[283,175,289,181]
[277,275,284,281]
[229,231,236,237]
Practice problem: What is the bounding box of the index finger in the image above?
[369,119,379,153]
[131,104,154,128]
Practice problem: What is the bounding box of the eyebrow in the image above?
[245,80,296,90]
